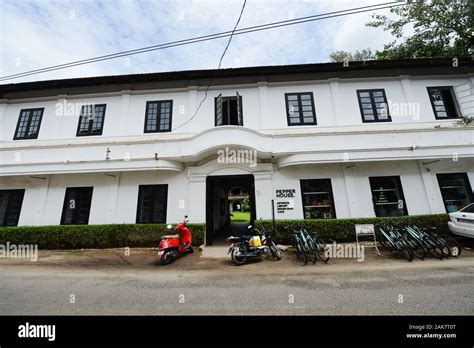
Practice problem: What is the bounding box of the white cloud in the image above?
[0,0,402,83]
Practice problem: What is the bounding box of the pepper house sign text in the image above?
[276,189,296,214]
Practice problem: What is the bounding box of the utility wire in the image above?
[0,1,404,82]
[173,0,247,131]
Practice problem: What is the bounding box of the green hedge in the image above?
[254,214,450,244]
[0,224,205,250]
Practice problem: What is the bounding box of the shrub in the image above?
[254,214,449,244]
[0,223,205,250]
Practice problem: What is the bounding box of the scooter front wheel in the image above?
[161,250,173,265]
[231,245,247,265]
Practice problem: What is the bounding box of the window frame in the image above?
[436,172,473,213]
[284,92,317,126]
[300,178,336,219]
[427,86,461,120]
[76,104,107,137]
[60,187,94,225]
[136,184,168,224]
[369,176,408,217]
[13,108,44,140]
[144,100,173,133]
[0,189,25,226]
[214,94,243,127]
[356,89,391,123]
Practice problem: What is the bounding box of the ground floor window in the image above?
[61,187,93,225]
[300,179,336,219]
[436,173,473,212]
[0,189,25,226]
[136,184,168,223]
[369,176,407,217]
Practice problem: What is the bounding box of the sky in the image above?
[0,0,399,83]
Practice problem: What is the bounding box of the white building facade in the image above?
[1,58,473,244]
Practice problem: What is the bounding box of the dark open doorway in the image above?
[205,174,256,245]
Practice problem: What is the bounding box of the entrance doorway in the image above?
[205,174,256,245]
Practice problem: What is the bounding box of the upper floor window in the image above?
[215,92,243,126]
[356,89,391,123]
[285,93,317,126]
[14,108,44,140]
[76,104,106,136]
[144,100,173,133]
[427,86,460,119]
[0,189,25,226]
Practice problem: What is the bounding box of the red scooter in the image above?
[158,215,193,265]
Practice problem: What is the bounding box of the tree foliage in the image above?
[366,0,472,59]
[329,48,374,62]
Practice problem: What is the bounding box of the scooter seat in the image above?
[161,234,179,239]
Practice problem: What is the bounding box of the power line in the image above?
[0,1,405,82]
[173,0,247,131]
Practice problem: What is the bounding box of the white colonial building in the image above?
[0,58,473,244]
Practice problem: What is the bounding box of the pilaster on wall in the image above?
[119,90,131,134]
[417,160,437,214]
[0,100,7,142]
[328,78,341,126]
[187,174,207,224]
[341,164,356,217]
[257,81,267,130]
[253,171,273,220]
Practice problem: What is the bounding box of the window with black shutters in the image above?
[76,104,106,136]
[136,185,168,223]
[285,93,317,126]
[300,179,336,219]
[61,187,93,225]
[369,176,407,217]
[144,100,173,132]
[215,92,243,126]
[0,189,25,226]
[356,89,391,122]
[437,173,473,212]
[14,108,44,140]
[427,86,460,119]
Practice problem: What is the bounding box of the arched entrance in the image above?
[205,174,256,245]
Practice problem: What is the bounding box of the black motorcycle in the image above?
[227,225,282,265]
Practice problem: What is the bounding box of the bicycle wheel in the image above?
[269,241,282,260]
[441,235,462,257]
[306,236,317,265]
[425,236,444,260]
[397,244,414,262]
[315,238,330,263]
[436,237,451,258]
[403,235,426,260]
[292,235,307,265]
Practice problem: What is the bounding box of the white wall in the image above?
[1,76,471,142]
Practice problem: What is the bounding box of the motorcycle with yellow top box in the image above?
[226,226,267,265]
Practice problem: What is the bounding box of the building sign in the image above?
[276,189,296,198]
[275,189,296,214]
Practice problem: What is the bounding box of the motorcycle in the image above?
[158,215,193,265]
[227,224,282,265]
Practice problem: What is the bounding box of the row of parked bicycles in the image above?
[376,223,461,262]
[287,225,330,265]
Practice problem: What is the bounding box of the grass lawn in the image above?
[230,211,250,221]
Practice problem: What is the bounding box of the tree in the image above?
[329,48,374,62]
[366,0,472,59]
[241,196,250,212]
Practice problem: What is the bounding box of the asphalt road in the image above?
[0,249,473,315]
